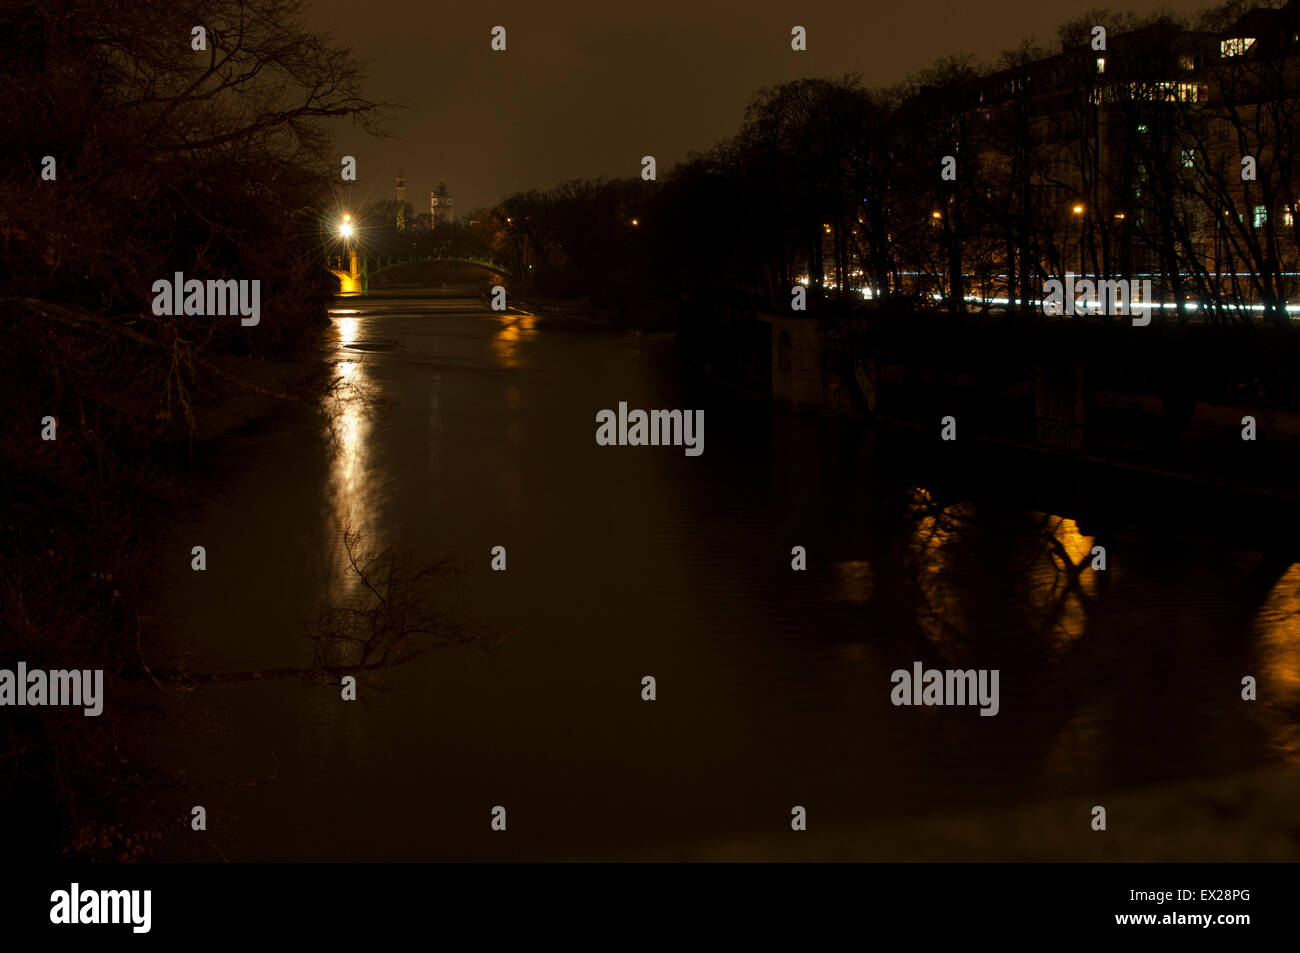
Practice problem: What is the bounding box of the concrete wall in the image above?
[753,311,861,415]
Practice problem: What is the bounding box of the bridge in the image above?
[328,250,513,293]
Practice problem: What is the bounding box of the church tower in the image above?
[395,169,406,230]
[431,182,453,226]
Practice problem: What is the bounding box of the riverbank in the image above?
[679,298,1300,505]
[193,350,327,439]
[2,324,330,861]
[618,764,1300,862]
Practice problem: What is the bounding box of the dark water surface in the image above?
[131,292,1300,860]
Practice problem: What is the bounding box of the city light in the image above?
[339,213,354,239]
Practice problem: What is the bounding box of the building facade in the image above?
[893,2,1300,319]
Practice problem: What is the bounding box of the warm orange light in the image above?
[631,218,639,226]
[931,211,942,219]
[1073,204,1085,215]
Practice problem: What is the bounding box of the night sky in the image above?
[309,0,1213,215]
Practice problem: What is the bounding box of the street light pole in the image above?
[1072,204,1085,280]
[339,213,359,281]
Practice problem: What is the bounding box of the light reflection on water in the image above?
[325,354,373,608]
[1252,564,1300,761]
[1027,515,1100,655]
[906,487,974,652]
[492,313,536,369]
[831,560,873,604]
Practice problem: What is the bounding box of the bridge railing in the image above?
[364,254,509,270]
[326,252,514,289]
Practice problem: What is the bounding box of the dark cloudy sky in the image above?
[308,0,1215,216]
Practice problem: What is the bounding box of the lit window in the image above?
[1128,81,1200,102]
[1137,124,1148,134]
[1181,149,1195,168]
[1254,205,1267,227]
[1179,55,1195,71]
[1221,37,1256,57]
[1284,208,1294,227]
[1096,57,1106,73]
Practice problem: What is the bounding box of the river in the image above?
[129,289,1300,860]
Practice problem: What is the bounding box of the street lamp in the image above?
[339,213,354,240]
[1072,203,1086,278]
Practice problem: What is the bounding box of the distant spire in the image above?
[431,182,453,225]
